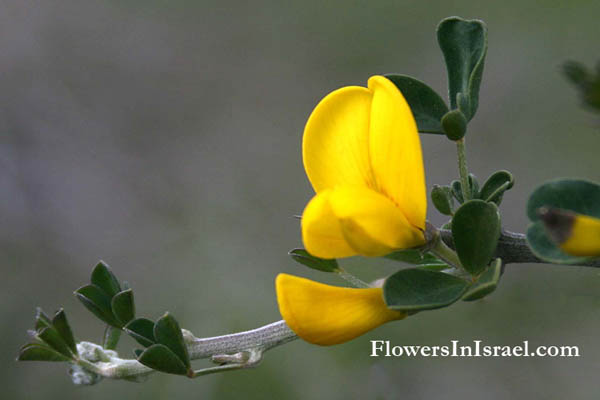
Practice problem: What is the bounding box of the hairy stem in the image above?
[456,138,471,200]
[70,229,600,384]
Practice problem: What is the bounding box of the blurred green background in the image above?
[3,0,600,398]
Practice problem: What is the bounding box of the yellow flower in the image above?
[539,207,600,257]
[301,75,427,259]
[276,273,406,346]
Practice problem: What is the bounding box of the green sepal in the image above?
[125,318,156,347]
[431,185,454,216]
[51,309,77,354]
[17,343,71,362]
[383,268,470,311]
[288,249,339,273]
[479,170,514,204]
[452,200,501,275]
[384,74,449,134]
[437,17,487,120]
[462,258,502,301]
[74,284,121,327]
[153,313,191,369]
[385,249,444,266]
[111,289,135,326]
[137,344,190,376]
[526,179,600,263]
[37,327,75,359]
[441,109,467,140]
[91,261,121,298]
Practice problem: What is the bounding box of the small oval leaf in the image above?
[17,343,71,362]
[462,258,502,301]
[480,170,514,204]
[51,309,77,354]
[112,289,135,325]
[383,268,470,311]
[431,185,454,216]
[154,313,190,368]
[384,74,449,134]
[437,17,488,120]
[137,344,189,376]
[37,327,75,359]
[75,284,121,327]
[288,249,340,273]
[452,200,501,275]
[125,318,156,347]
[91,261,121,298]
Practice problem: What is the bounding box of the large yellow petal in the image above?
[276,273,406,346]
[367,76,426,230]
[302,86,375,192]
[560,213,600,257]
[302,187,425,258]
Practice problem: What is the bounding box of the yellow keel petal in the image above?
[276,274,406,346]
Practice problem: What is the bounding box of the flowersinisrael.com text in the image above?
[370,340,580,358]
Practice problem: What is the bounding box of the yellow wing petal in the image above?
[302,187,425,259]
[367,75,426,230]
[560,213,600,257]
[303,86,375,192]
[301,189,358,259]
[329,186,425,256]
[276,273,406,346]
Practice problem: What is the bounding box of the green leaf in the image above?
[431,185,454,216]
[133,349,144,358]
[17,343,71,362]
[153,313,190,368]
[385,249,444,266]
[288,249,340,273]
[125,318,156,347]
[468,173,480,199]
[526,179,600,264]
[384,74,449,134]
[137,344,189,376]
[112,289,135,325]
[452,200,501,275]
[451,180,464,203]
[35,308,53,331]
[462,258,502,301]
[417,263,451,272]
[75,284,121,327]
[437,17,487,120]
[480,170,514,204]
[51,309,77,354]
[37,327,75,359]
[103,325,122,350]
[91,261,121,298]
[384,268,469,311]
